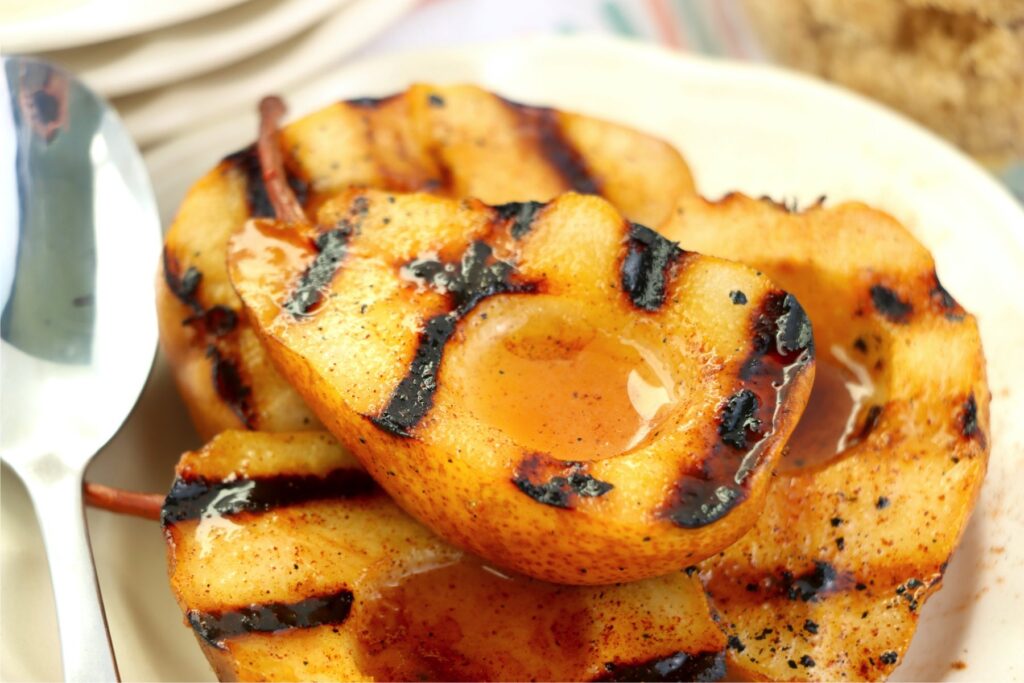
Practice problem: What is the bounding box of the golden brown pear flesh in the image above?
[659,194,990,681]
[226,188,815,585]
[157,84,696,439]
[162,431,728,682]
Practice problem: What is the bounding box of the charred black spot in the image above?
[830,517,842,527]
[783,561,847,602]
[880,651,898,666]
[870,285,913,323]
[373,241,537,436]
[163,248,203,315]
[729,290,747,305]
[162,468,378,525]
[207,346,255,428]
[427,93,445,108]
[284,228,350,316]
[719,389,762,449]
[223,144,309,219]
[185,304,238,337]
[188,590,354,649]
[961,394,979,438]
[621,224,684,312]
[853,337,868,353]
[746,291,813,363]
[597,650,726,682]
[835,536,845,551]
[494,200,545,240]
[664,479,741,528]
[800,655,816,668]
[726,636,745,653]
[512,456,613,509]
[876,496,890,510]
[803,619,819,634]
[504,99,601,195]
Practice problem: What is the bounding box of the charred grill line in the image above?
[961,394,984,447]
[597,650,727,682]
[345,94,399,109]
[163,248,203,315]
[373,241,538,436]
[503,98,602,195]
[161,468,379,525]
[718,389,761,450]
[283,228,350,316]
[621,224,685,312]
[207,346,255,429]
[183,305,238,337]
[870,285,913,323]
[662,291,813,529]
[931,274,965,321]
[494,200,546,240]
[512,455,613,509]
[188,590,355,649]
[223,144,309,219]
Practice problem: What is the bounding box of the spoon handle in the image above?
[25,468,120,682]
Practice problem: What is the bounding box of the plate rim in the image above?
[40,0,353,99]
[0,0,251,53]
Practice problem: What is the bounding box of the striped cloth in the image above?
[360,0,1023,203]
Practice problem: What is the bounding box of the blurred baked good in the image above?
[744,0,1024,163]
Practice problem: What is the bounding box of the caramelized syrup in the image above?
[780,346,877,472]
[229,218,315,303]
[464,313,676,461]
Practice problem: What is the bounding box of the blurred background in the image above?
[2,0,1020,199]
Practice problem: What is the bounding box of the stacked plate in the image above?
[0,0,416,146]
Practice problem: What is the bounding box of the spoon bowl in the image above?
[1,56,160,681]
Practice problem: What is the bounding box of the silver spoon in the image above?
[1,56,160,682]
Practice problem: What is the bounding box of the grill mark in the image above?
[164,250,238,338]
[162,468,379,525]
[207,345,255,429]
[621,223,685,312]
[597,650,727,682]
[930,274,965,321]
[870,284,913,323]
[502,98,601,195]
[960,393,985,448]
[283,228,350,316]
[223,144,309,219]
[184,304,238,337]
[661,291,813,528]
[163,248,203,315]
[493,200,546,240]
[345,93,400,109]
[372,241,538,436]
[188,590,354,649]
[511,454,613,509]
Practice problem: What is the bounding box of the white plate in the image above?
[112,0,416,147]
[37,0,353,99]
[4,35,1023,682]
[0,0,250,53]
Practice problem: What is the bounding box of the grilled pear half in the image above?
[660,194,990,680]
[162,431,728,682]
[158,84,695,439]
[226,189,814,584]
